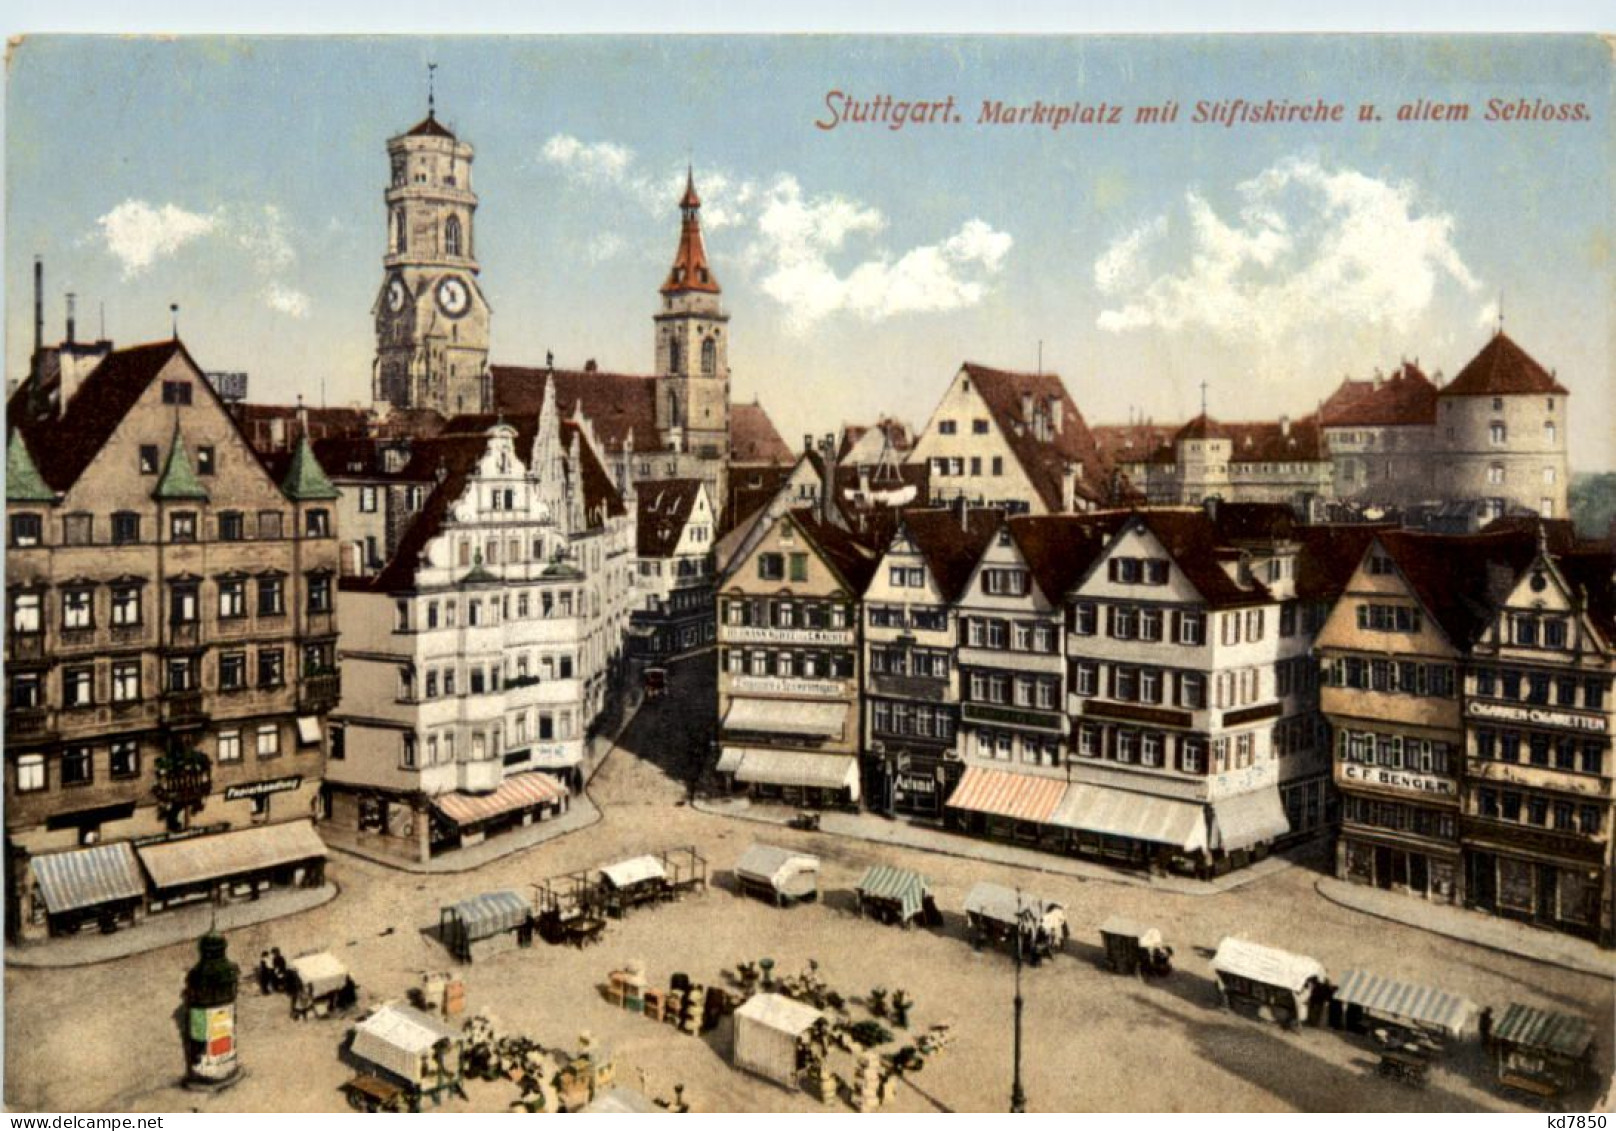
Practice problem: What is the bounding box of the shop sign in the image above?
[527,742,580,767]
[731,676,847,698]
[896,774,937,795]
[1341,763,1456,797]
[1466,700,1607,733]
[224,776,302,801]
[725,626,854,647]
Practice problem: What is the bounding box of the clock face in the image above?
[436,276,470,318]
[385,278,407,314]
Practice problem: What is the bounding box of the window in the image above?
[1487,464,1505,485]
[1074,662,1098,696]
[1489,422,1507,446]
[9,513,42,548]
[219,652,246,690]
[758,553,784,582]
[1178,612,1205,646]
[1180,673,1206,709]
[107,511,140,545]
[1181,739,1206,774]
[63,666,94,708]
[16,753,45,792]
[257,648,285,687]
[445,213,463,256]
[304,509,331,537]
[139,445,160,474]
[61,746,92,786]
[111,740,139,779]
[938,420,957,435]
[170,511,197,542]
[257,577,285,616]
[1112,607,1136,640]
[112,661,141,702]
[1140,609,1163,642]
[111,585,142,627]
[1545,422,1557,445]
[62,587,94,630]
[1073,603,1097,635]
[161,380,192,405]
[218,578,247,619]
[11,591,43,635]
[217,730,242,763]
[196,446,215,475]
[307,574,333,614]
[982,569,1029,596]
[257,510,284,539]
[62,514,93,545]
[257,725,280,758]
[991,456,1004,476]
[1279,603,1297,637]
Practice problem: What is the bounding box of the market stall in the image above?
[854,866,938,929]
[1488,1002,1597,1101]
[348,1002,464,1110]
[288,950,357,1019]
[1332,968,1478,1047]
[962,881,1067,960]
[732,992,825,1089]
[27,842,147,936]
[1210,937,1328,1028]
[598,856,670,916]
[438,890,532,963]
[733,844,821,907]
[1098,916,1172,977]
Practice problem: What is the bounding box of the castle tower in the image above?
[373,87,490,416]
[653,169,730,464]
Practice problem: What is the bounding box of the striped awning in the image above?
[1493,1002,1596,1058]
[137,820,327,890]
[30,843,147,914]
[443,890,530,940]
[432,772,568,827]
[945,766,1066,824]
[856,865,930,922]
[1334,970,1478,1038]
[732,749,859,792]
[1048,784,1208,852]
[723,698,849,740]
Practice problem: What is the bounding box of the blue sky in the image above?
[6,34,1613,468]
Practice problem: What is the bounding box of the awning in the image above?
[30,842,146,915]
[1048,784,1208,852]
[1212,789,1290,852]
[296,716,322,745]
[443,890,530,940]
[732,749,859,793]
[962,880,1061,926]
[289,951,349,999]
[735,991,825,1037]
[601,855,668,888]
[1493,1003,1597,1058]
[856,865,930,922]
[945,766,1066,824]
[715,747,746,774]
[1212,937,1327,996]
[137,820,326,890]
[734,844,820,895]
[723,698,848,739]
[1335,970,1478,1038]
[351,1003,460,1082]
[432,772,569,826]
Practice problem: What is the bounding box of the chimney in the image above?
[955,493,969,530]
[65,292,76,345]
[1203,494,1220,524]
[1049,395,1063,434]
[584,358,597,373]
[1062,462,1078,513]
[1372,367,1383,391]
[1279,414,1290,437]
[1021,391,1034,424]
[32,257,43,359]
[818,432,837,526]
[803,432,814,457]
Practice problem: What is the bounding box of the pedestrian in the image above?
[257,951,273,995]
[1479,1006,1493,1046]
[271,947,287,993]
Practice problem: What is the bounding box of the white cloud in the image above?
[234,205,296,273]
[1094,157,1480,345]
[540,133,1013,330]
[263,282,310,319]
[95,200,219,278]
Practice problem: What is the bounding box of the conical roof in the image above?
[661,169,720,295]
[153,433,209,502]
[6,428,55,502]
[280,434,340,501]
[1441,331,1569,397]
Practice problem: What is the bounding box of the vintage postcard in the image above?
[4,32,1613,1115]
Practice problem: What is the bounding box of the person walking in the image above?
[270,947,287,993]
[257,951,273,995]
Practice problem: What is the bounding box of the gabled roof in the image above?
[1372,529,1539,647]
[1169,415,1329,463]
[637,478,705,558]
[1131,509,1272,609]
[731,401,793,464]
[362,433,495,592]
[1008,512,1131,603]
[1319,362,1439,427]
[1210,502,1297,544]
[1295,524,1393,601]
[959,362,1108,510]
[1558,546,1616,644]
[6,428,55,502]
[1090,422,1177,464]
[787,507,881,596]
[280,435,340,501]
[1440,332,1569,397]
[153,432,209,502]
[490,365,662,453]
[896,507,1002,603]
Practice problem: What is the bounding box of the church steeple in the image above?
[661,167,720,295]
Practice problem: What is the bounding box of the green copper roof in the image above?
[280,435,339,501]
[6,428,55,502]
[153,433,209,502]
[460,562,500,586]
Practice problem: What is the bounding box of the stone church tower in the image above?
[654,170,730,465]
[373,96,490,416]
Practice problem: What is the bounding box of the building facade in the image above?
[6,338,336,940]
[630,479,718,663]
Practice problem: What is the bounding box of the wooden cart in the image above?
[1098,916,1172,977]
[342,1073,407,1113]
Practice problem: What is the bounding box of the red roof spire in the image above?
[662,167,720,295]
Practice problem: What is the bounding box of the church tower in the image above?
[373,85,490,416]
[653,170,730,463]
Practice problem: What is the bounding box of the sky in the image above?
[6,33,1613,469]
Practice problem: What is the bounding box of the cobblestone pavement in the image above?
[5,654,1612,1113]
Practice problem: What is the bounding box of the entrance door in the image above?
[1467,852,1497,911]
[1536,864,1558,923]
[1374,845,1393,890]
[1409,854,1429,897]
[1390,850,1410,889]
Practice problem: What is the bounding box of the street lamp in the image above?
[1010,887,1034,1113]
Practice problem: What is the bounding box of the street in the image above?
[5,653,1611,1113]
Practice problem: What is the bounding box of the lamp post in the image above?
[1010,888,1030,1113]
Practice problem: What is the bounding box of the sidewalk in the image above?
[693,795,1314,896]
[6,882,339,969]
[323,794,601,875]
[1314,876,1613,978]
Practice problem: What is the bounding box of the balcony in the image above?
[869,672,950,703]
[161,689,207,727]
[58,628,99,653]
[7,634,46,663]
[165,622,202,649]
[298,671,342,713]
[5,707,52,740]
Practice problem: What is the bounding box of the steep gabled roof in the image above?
[6,428,55,502]
[1009,512,1131,603]
[897,507,1002,603]
[490,365,662,454]
[960,362,1108,510]
[1294,523,1393,601]
[637,478,704,558]
[1319,362,1439,427]
[1170,415,1329,463]
[1440,332,1569,397]
[1090,421,1178,465]
[788,507,881,596]
[731,401,793,464]
[1133,509,1272,609]
[1374,529,1539,647]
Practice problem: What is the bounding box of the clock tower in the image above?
[654,169,730,464]
[373,95,490,415]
